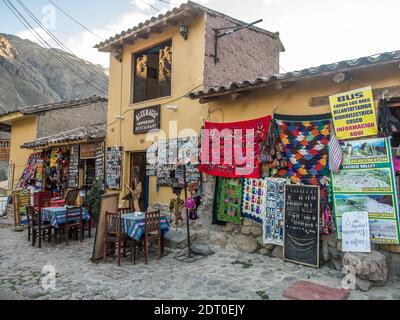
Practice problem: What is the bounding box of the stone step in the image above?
[164,229,197,250]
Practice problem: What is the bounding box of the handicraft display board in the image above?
[146,143,158,176]
[263,178,288,246]
[95,142,105,186]
[13,189,30,226]
[216,178,243,225]
[200,116,271,178]
[283,184,320,268]
[241,178,267,224]
[156,137,200,187]
[68,145,79,188]
[331,137,400,245]
[106,147,123,190]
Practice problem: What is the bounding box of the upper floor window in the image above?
[133,40,172,103]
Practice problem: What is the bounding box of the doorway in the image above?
[129,152,148,211]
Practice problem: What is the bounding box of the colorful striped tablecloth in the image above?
[41,207,90,228]
[120,213,170,241]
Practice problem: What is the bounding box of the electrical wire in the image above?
[47,0,104,41]
[137,0,162,13]
[15,0,108,90]
[2,0,108,95]
[3,0,106,94]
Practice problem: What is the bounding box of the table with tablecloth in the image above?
[41,207,90,228]
[120,213,170,241]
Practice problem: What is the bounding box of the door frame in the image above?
[129,151,149,211]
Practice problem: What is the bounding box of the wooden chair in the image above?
[134,210,162,265]
[103,211,122,265]
[26,206,52,248]
[64,189,80,206]
[62,206,84,246]
[34,191,51,210]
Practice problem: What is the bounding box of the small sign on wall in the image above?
[134,105,161,134]
[342,212,371,253]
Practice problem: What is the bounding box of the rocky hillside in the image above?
[0,33,108,113]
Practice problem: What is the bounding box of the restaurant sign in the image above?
[134,105,161,134]
[329,86,378,140]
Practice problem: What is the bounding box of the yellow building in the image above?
[96,1,284,208]
[0,96,107,190]
[190,53,400,122]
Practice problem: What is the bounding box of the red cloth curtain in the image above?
[200,116,271,178]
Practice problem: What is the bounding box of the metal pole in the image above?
[182,161,192,257]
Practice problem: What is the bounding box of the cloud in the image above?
[261,0,288,6]
[16,27,52,46]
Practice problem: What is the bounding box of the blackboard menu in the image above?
[68,145,79,188]
[283,185,320,268]
[106,147,123,190]
[95,142,105,185]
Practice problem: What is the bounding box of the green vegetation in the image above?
[256,290,270,300]
[232,260,253,269]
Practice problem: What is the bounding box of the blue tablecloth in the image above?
[41,207,90,228]
[120,213,170,241]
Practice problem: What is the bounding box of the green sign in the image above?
[332,137,400,245]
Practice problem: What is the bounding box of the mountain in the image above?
[0,33,108,113]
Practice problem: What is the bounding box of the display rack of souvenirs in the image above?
[185,181,201,221]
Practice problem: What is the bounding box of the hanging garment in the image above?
[263,178,288,246]
[215,178,243,225]
[378,99,400,136]
[200,116,271,178]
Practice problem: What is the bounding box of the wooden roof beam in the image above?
[230,91,250,100]
[199,97,219,104]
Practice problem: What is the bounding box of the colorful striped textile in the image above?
[328,130,343,174]
[274,114,333,232]
[120,213,170,241]
[41,207,90,228]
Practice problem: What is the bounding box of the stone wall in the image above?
[203,12,282,88]
[193,175,399,289]
[36,101,107,138]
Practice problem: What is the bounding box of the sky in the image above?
[1,0,400,73]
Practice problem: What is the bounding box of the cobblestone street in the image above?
[0,225,399,300]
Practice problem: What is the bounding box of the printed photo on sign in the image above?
[342,212,371,253]
[334,194,396,219]
[332,168,393,193]
[337,216,399,244]
[340,138,389,166]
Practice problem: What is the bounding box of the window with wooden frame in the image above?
[132,40,172,103]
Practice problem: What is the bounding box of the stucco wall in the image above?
[106,15,208,206]
[203,12,281,88]
[36,101,108,138]
[204,63,400,123]
[9,116,37,189]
